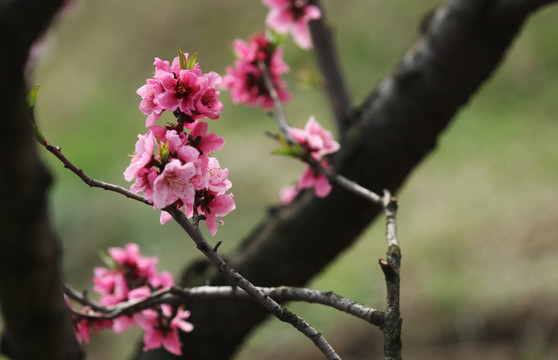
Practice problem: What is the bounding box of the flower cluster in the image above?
[137,54,223,127]
[127,53,235,235]
[262,0,321,49]
[66,244,193,355]
[280,116,340,204]
[222,33,290,110]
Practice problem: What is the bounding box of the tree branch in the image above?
[379,194,402,360]
[43,141,150,205]
[165,207,342,360]
[309,0,353,136]
[65,284,385,327]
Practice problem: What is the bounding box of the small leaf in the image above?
[272,142,303,158]
[98,250,117,269]
[265,29,285,51]
[159,139,170,165]
[28,85,40,107]
[186,51,199,71]
[27,86,45,144]
[177,48,188,70]
[272,148,301,157]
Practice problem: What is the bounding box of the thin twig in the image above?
[304,154,383,205]
[65,284,385,327]
[165,206,342,360]
[308,0,353,135]
[382,190,399,248]
[379,192,402,360]
[257,59,296,145]
[43,140,150,205]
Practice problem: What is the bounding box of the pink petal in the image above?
[162,331,182,355]
[314,174,332,197]
[292,20,313,49]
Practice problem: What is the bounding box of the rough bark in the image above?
[0,1,83,359]
[132,0,557,359]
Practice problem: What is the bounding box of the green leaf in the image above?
[272,147,302,158]
[177,48,188,70]
[28,85,40,107]
[97,250,117,269]
[27,86,45,144]
[272,140,303,158]
[265,29,285,51]
[159,139,170,165]
[186,51,199,71]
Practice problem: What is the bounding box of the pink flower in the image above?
[198,191,236,236]
[188,121,225,155]
[134,304,194,355]
[130,55,233,232]
[137,54,222,127]
[298,162,332,198]
[222,33,290,110]
[90,244,178,335]
[280,184,300,204]
[130,167,158,203]
[156,68,202,116]
[110,287,152,334]
[281,117,339,201]
[92,243,161,305]
[64,296,113,344]
[124,131,156,182]
[207,158,232,193]
[137,79,165,127]
[152,159,197,209]
[263,0,322,49]
[193,72,223,120]
[154,56,201,77]
[109,243,158,278]
[288,116,340,158]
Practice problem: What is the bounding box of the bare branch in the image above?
[379,194,402,360]
[304,154,383,206]
[65,284,385,327]
[43,140,150,205]
[165,207,342,360]
[309,0,353,136]
[257,59,296,145]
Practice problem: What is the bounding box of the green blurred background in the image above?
[26,0,558,358]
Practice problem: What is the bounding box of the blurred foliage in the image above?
[23,0,558,358]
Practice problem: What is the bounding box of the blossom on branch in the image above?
[262,0,321,49]
[137,53,223,128]
[128,52,234,234]
[65,244,194,355]
[280,116,340,203]
[65,296,113,344]
[288,115,340,159]
[222,33,290,110]
[134,304,194,355]
[92,243,173,307]
[125,125,235,234]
